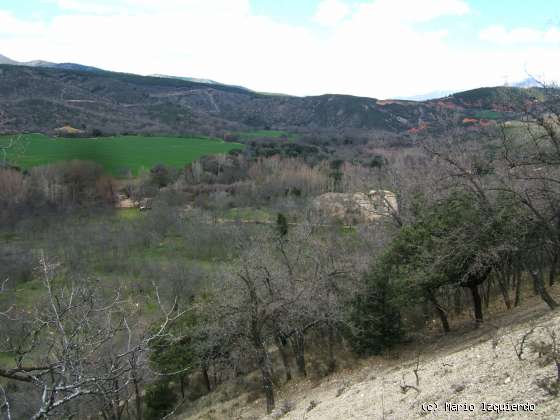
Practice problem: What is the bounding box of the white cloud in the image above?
[1,0,559,98]
[53,0,253,17]
[0,11,45,35]
[313,0,350,27]
[55,0,120,14]
[351,0,469,24]
[480,25,560,45]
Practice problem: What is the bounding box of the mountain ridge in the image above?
[0,54,553,136]
[149,74,253,93]
[0,53,546,103]
[0,53,104,74]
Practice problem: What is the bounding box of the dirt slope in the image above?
[265,303,560,420]
[184,290,560,420]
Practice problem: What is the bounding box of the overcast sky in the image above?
[1,0,560,98]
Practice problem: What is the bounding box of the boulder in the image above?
[312,190,397,224]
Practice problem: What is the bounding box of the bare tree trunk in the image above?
[514,270,522,307]
[426,290,450,333]
[290,330,307,377]
[133,376,142,420]
[420,298,431,324]
[469,285,484,326]
[255,341,275,414]
[528,269,559,310]
[461,267,492,326]
[326,322,337,374]
[180,375,187,400]
[532,273,539,296]
[484,278,492,309]
[496,273,512,309]
[550,252,558,287]
[453,288,462,315]
[109,378,123,420]
[274,333,292,382]
[212,363,218,390]
[201,365,211,393]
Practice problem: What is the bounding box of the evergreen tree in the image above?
[350,266,403,355]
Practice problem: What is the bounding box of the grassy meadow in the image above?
[0,133,243,176]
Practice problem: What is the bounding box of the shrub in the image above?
[276,213,288,237]
[368,155,386,168]
[90,128,104,137]
[145,381,178,420]
[150,164,171,187]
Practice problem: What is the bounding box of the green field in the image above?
[473,110,504,120]
[0,134,243,176]
[237,130,297,141]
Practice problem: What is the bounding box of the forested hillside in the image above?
[0,64,549,138]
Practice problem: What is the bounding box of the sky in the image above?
[1,0,559,98]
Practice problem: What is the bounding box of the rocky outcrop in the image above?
[115,194,152,210]
[115,194,135,209]
[312,190,397,224]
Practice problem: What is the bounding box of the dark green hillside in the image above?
[448,86,546,110]
[0,64,557,137]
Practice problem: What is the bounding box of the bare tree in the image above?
[421,118,560,313]
[0,135,28,169]
[492,108,560,309]
[0,252,182,419]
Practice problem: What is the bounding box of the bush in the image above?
[150,164,171,188]
[145,381,178,420]
[368,155,386,168]
[90,128,104,137]
[228,148,243,156]
[276,213,288,236]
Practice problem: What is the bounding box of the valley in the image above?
[0,48,559,420]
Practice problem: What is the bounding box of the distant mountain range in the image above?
[0,54,544,101]
[398,77,543,101]
[0,53,103,74]
[0,53,253,93]
[397,90,456,101]
[149,74,253,92]
[511,77,543,89]
[0,53,554,136]
[0,54,18,65]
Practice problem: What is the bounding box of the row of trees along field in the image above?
[1,96,560,418]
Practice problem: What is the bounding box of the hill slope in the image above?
[185,292,560,419]
[0,63,551,136]
[0,54,19,65]
[0,54,103,73]
[275,307,559,420]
